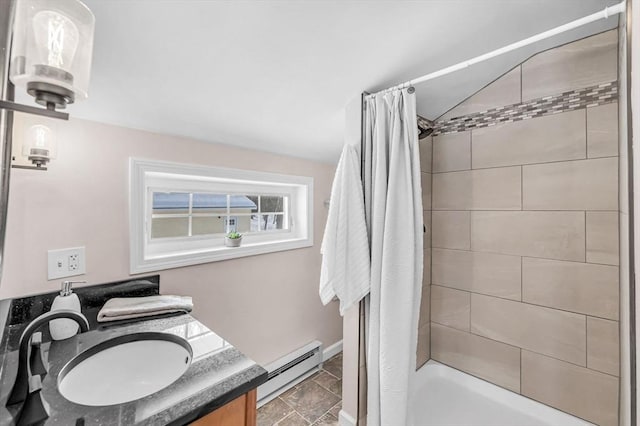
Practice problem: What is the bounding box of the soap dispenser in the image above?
[49,281,84,341]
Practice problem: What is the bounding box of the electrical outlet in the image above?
[48,247,86,280]
[69,254,79,271]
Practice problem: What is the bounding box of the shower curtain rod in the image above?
[366,1,625,99]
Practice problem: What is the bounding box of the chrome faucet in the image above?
[6,309,89,406]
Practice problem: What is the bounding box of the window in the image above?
[130,159,313,273]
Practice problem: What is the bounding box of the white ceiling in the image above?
[42,0,620,164]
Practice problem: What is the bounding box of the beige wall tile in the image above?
[433,167,521,210]
[587,211,619,265]
[521,350,619,426]
[431,323,521,392]
[417,322,430,369]
[471,211,585,261]
[431,285,470,331]
[419,136,433,173]
[432,132,471,172]
[522,257,619,320]
[432,211,470,250]
[587,102,618,158]
[471,293,586,365]
[620,100,629,215]
[419,284,431,327]
[423,247,431,287]
[523,158,618,211]
[472,110,586,169]
[423,210,431,286]
[587,317,620,376]
[440,67,521,121]
[423,210,431,253]
[521,30,618,101]
[432,248,521,300]
[421,172,432,210]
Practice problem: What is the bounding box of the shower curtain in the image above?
[363,88,423,426]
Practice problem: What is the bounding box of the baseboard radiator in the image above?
[257,340,322,407]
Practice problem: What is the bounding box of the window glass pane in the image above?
[192,216,225,236]
[249,214,285,231]
[264,214,285,230]
[260,196,284,212]
[151,217,189,238]
[249,215,258,232]
[235,215,252,234]
[231,195,258,214]
[152,192,189,215]
[192,193,228,214]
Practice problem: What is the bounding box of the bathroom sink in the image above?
[58,332,192,406]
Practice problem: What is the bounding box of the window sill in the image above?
[131,237,312,274]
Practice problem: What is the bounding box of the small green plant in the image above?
[227,231,242,239]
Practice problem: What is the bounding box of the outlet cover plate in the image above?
[47,247,86,280]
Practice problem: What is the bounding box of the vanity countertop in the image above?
[0,277,268,425]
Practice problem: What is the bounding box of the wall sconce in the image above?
[0,0,95,171]
[10,0,95,110]
[24,124,56,168]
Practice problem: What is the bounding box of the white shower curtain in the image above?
[363,89,423,426]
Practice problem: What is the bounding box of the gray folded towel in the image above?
[97,295,193,322]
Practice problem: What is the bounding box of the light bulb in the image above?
[23,124,56,167]
[32,10,79,75]
[10,0,96,107]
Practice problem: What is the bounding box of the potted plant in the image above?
[225,231,242,247]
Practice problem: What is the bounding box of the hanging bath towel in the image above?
[319,144,371,315]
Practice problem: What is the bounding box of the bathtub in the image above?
[409,360,594,426]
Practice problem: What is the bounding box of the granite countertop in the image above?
[0,278,268,425]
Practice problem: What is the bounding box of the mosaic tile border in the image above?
[432,81,618,136]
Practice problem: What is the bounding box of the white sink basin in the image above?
[58,333,192,406]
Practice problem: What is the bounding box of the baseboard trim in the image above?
[339,409,357,426]
[323,339,343,361]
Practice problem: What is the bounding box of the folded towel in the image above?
[319,145,371,315]
[97,295,193,322]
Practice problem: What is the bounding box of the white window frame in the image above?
[129,158,313,273]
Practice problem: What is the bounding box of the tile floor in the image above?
[257,353,343,426]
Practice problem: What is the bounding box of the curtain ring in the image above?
[407,86,415,94]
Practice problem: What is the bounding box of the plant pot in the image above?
[225,236,242,247]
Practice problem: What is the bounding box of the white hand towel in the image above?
[97,295,193,322]
[319,145,371,315]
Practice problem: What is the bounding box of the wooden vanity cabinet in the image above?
[191,389,257,426]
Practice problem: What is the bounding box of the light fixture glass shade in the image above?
[10,0,95,108]
[23,124,57,167]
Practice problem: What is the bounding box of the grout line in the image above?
[438,321,613,375]
[519,348,522,394]
[585,106,589,159]
[585,312,589,368]
[433,208,619,213]
[520,256,523,302]
[469,288,473,331]
[431,246,619,268]
[469,130,473,170]
[519,65,522,104]
[431,155,618,175]
[430,281,618,322]
[437,319,604,379]
[520,165,523,210]
[585,211,588,263]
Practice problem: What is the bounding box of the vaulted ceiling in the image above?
[31,0,620,163]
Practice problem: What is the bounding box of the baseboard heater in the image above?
[257,340,322,407]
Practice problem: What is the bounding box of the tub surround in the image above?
[422,30,620,426]
[0,278,267,425]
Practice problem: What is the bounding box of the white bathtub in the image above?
[409,360,594,426]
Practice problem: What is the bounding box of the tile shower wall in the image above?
[428,30,620,426]
[416,134,432,369]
